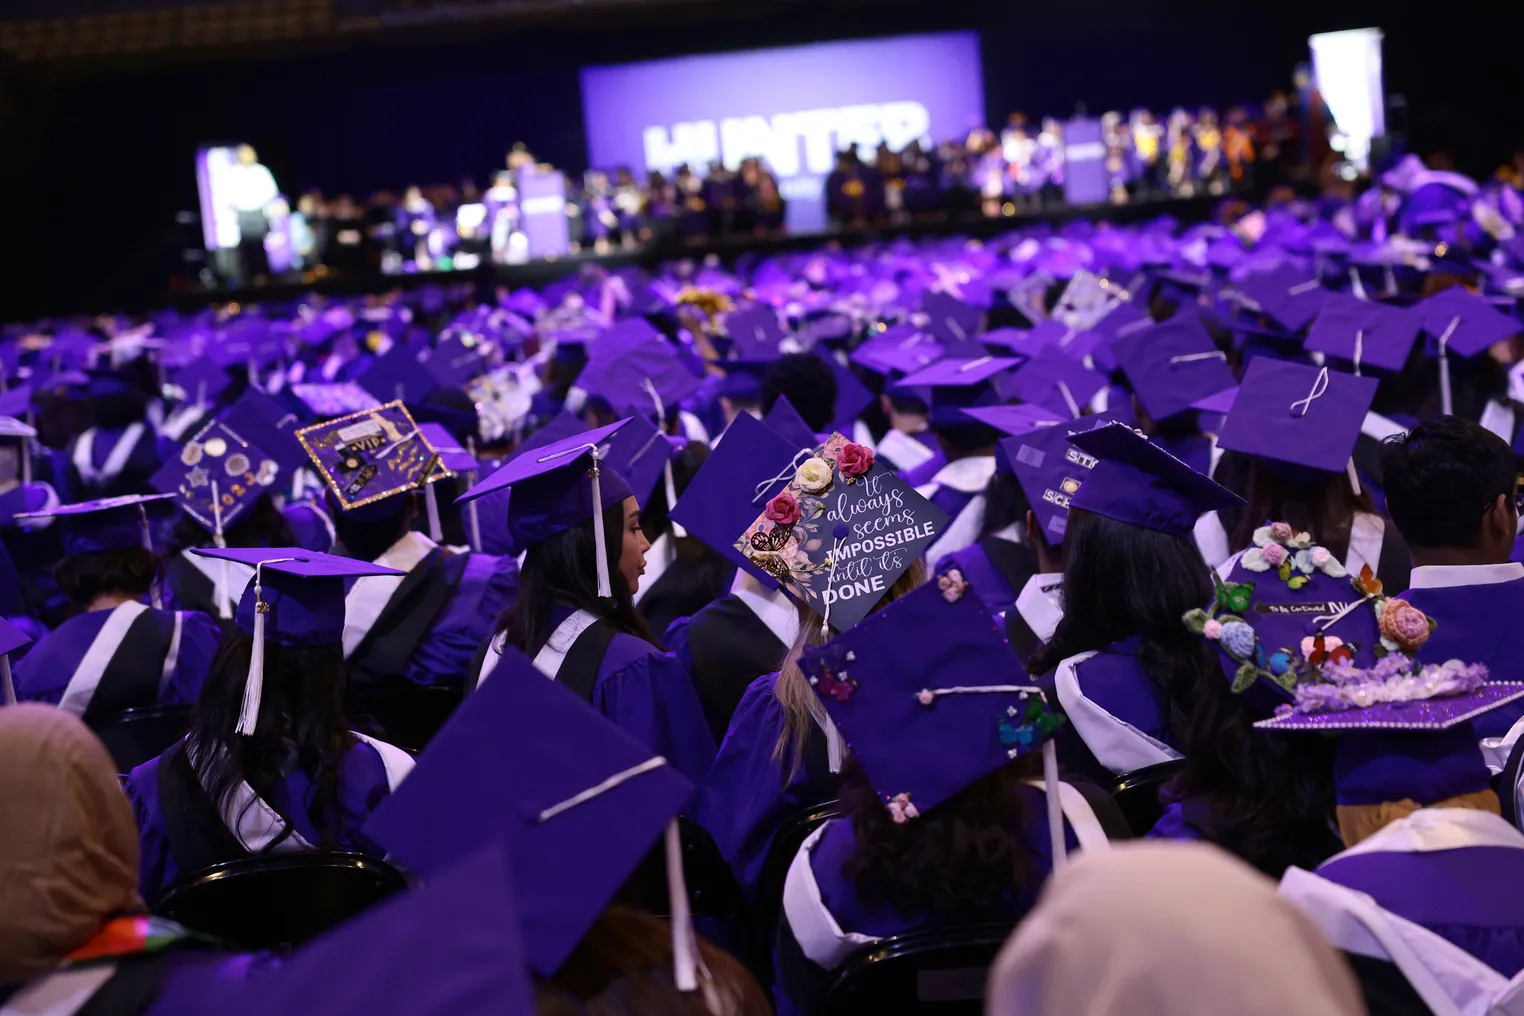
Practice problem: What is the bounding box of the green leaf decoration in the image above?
[1182,608,1210,634]
[1278,561,1292,582]
[1231,662,1263,694]
[1269,666,1300,692]
[1215,578,1256,614]
[1286,575,1309,590]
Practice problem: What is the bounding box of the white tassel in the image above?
[590,452,611,598]
[239,600,266,736]
[139,505,162,610]
[466,470,483,553]
[1346,458,1363,498]
[1,655,15,706]
[1044,738,1066,875]
[824,711,844,775]
[664,460,687,539]
[1437,315,1459,418]
[425,482,444,542]
[210,479,231,619]
[665,819,699,992]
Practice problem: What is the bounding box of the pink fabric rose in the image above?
[1269,522,1294,542]
[1380,601,1433,653]
[1203,619,1224,640]
[837,442,875,479]
[1260,543,1287,567]
[764,491,802,527]
[1311,546,1331,567]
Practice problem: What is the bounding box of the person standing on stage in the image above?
[226,144,279,287]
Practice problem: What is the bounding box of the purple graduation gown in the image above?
[1401,572,1524,738]
[126,737,400,901]
[400,551,518,688]
[13,605,220,714]
[1038,635,1178,786]
[691,672,832,901]
[938,540,1024,618]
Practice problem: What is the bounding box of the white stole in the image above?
[0,967,119,1016]
[1052,650,1183,776]
[72,423,146,487]
[1013,572,1064,643]
[531,610,600,680]
[633,533,675,606]
[876,429,936,473]
[58,602,150,718]
[1345,511,1386,578]
[341,532,438,657]
[181,551,254,620]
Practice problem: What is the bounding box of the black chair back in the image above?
[91,704,195,773]
[619,817,748,919]
[1107,759,1186,837]
[347,685,461,753]
[821,922,1015,1016]
[1498,733,1524,831]
[755,800,843,934]
[155,853,408,952]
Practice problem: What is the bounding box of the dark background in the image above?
[0,0,1518,321]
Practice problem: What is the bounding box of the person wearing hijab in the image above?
[125,549,415,903]
[1028,424,1243,786]
[986,841,1367,1016]
[10,494,221,719]
[0,705,240,1012]
[459,419,715,784]
[775,570,1116,1016]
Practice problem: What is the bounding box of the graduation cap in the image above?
[1111,311,1235,422]
[13,492,173,557]
[576,338,704,425]
[725,304,790,359]
[1000,349,1107,420]
[363,645,698,984]
[762,394,818,453]
[357,344,442,406]
[219,389,313,482]
[670,412,808,588]
[150,418,281,546]
[798,567,1071,869]
[1067,422,1243,537]
[820,349,876,434]
[920,291,987,352]
[422,334,490,390]
[1003,419,1106,544]
[1303,292,1422,375]
[961,403,1065,438]
[458,419,633,598]
[1217,359,1379,479]
[1224,264,1328,332]
[849,325,944,378]
[715,358,772,404]
[893,356,1021,429]
[1191,386,1239,416]
[1413,286,1523,415]
[194,547,404,735]
[1,615,32,705]
[166,356,232,407]
[289,382,383,419]
[297,401,439,520]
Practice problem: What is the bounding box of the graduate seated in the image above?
[461,419,715,783]
[0,705,255,1012]
[986,842,1367,1016]
[776,572,1114,1016]
[10,494,221,720]
[126,549,415,904]
[1381,417,1524,737]
[634,439,731,641]
[1198,360,1410,591]
[1028,424,1242,787]
[65,369,164,501]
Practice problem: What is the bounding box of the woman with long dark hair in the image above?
[776,575,1116,1015]
[125,549,414,903]
[461,419,715,783]
[1027,424,1242,787]
[10,494,221,719]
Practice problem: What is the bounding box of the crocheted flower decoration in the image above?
[886,792,920,824]
[1278,655,1488,717]
[1241,523,1345,588]
[939,569,969,603]
[1376,599,1436,655]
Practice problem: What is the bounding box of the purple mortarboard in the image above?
[195,547,405,734]
[798,571,1069,865]
[149,419,281,535]
[763,394,818,452]
[422,334,490,390]
[0,416,34,439]
[1001,349,1106,419]
[716,358,772,404]
[0,385,32,419]
[167,356,231,406]
[1,615,31,704]
[1190,386,1239,416]
[961,403,1064,438]
[357,344,441,405]
[725,304,790,359]
[297,401,439,517]
[1003,420,1105,544]
[515,411,593,457]
[1067,422,1243,537]
[417,422,479,475]
[670,413,806,588]
[85,370,135,401]
[1111,312,1235,422]
[1217,359,1378,477]
[821,350,875,433]
[1303,292,1422,374]
[1413,285,1522,359]
[893,357,1020,428]
[363,645,695,979]
[920,291,987,352]
[589,413,676,509]
[577,338,703,424]
[849,325,944,378]
[13,492,174,557]
[290,381,383,419]
[458,419,633,597]
[799,312,856,347]
[1225,265,1328,332]
[220,390,311,480]
[191,842,534,1016]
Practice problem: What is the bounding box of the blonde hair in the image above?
[770,558,928,779]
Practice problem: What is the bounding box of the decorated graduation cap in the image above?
[1111,311,1235,422]
[458,419,633,598]
[670,412,804,588]
[1413,285,1524,417]
[1227,263,1328,332]
[297,400,439,522]
[798,568,1072,870]
[219,389,313,481]
[289,381,382,419]
[1000,348,1108,420]
[1,615,31,705]
[1303,292,1422,375]
[195,547,404,735]
[364,645,699,986]
[151,418,280,540]
[893,356,1020,429]
[1066,422,1243,537]
[1217,358,1379,484]
[1003,420,1106,545]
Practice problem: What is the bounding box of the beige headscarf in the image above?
[986,842,1367,1016]
[0,704,144,982]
